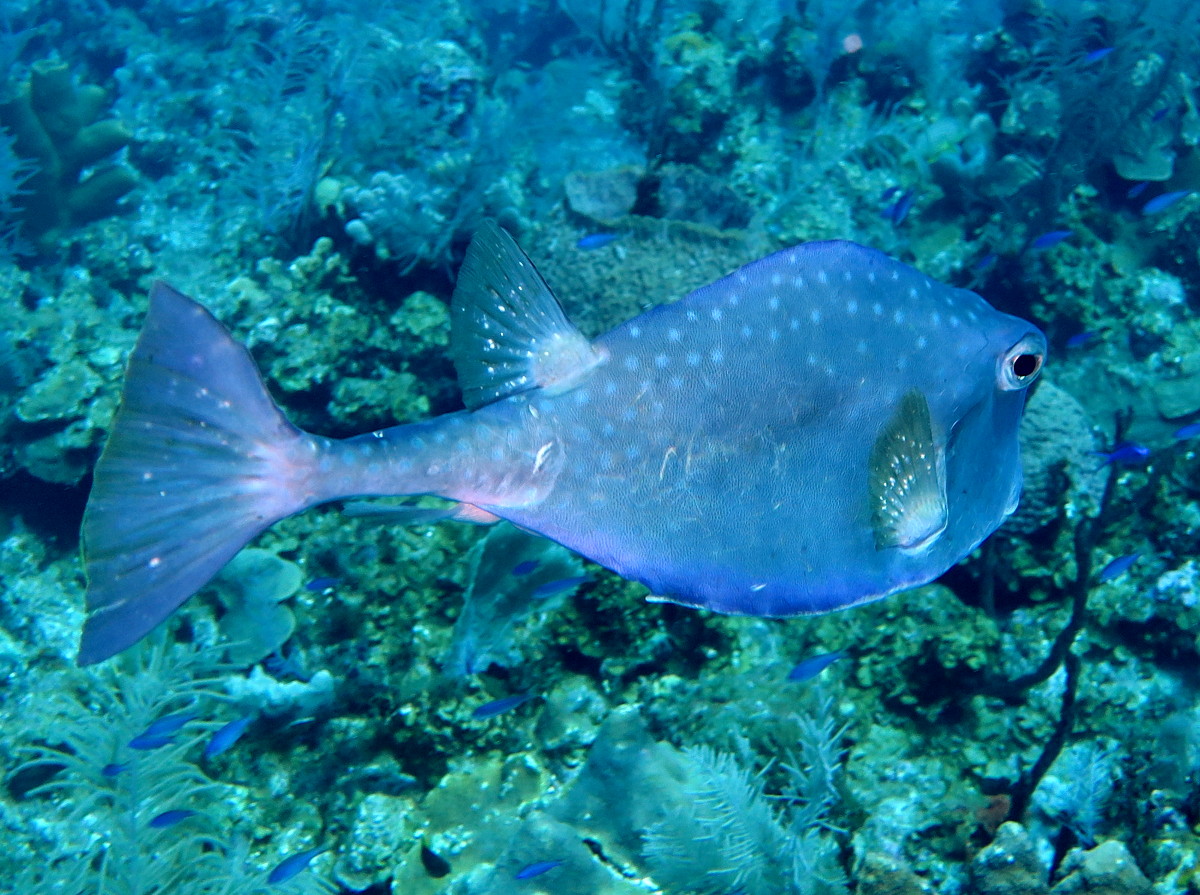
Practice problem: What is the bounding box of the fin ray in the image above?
[451,221,605,410]
[79,282,316,665]
[868,389,948,552]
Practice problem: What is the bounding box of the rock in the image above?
[1051,840,1153,895]
[969,822,1049,895]
[564,166,642,223]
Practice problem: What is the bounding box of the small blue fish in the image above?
[1126,181,1149,199]
[1098,553,1139,583]
[1065,332,1097,349]
[1093,442,1150,465]
[128,732,175,751]
[787,650,846,682]
[531,575,588,598]
[1031,230,1073,250]
[304,576,339,592]
[268,846,326,884]
[204,715,254,760]
[1142,191,1190,215]
[1083,47,1114,62]
[101,762,127,777]
[264,648,310,682]
[1174,422,1200,440]
[511,560,540,576]
[972,252,998,273]
[515,859,562,880]
[142,710,197,738]
[881,188,915,226]
[472,693,534,720]
[577,233,618,250]
[148,809,196,828]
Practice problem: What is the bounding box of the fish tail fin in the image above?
[78,282,322,665]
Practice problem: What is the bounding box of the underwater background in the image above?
[0,0,1199,892]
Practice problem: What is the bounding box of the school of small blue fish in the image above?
[76,223,1045,664]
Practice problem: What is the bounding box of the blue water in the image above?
[0,0,1198,891]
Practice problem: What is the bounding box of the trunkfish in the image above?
[77,223,1045,664]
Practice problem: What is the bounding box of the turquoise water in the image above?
[1,0,1199,892]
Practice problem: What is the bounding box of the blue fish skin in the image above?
[268,846,326,884]
[76,227,1045,663]
[1094,442,1150,465]
[787,650,846,682]
[142,710,197,738]
[1098,553,1139,583]
[1142,190,1191,215]
[1174,422,1200,440]
[204,715,254,759]
[1065,332,1096,349]
[1031,230,1073,250]
[148,809,196,828]
[304,576,339,592]
[511,560,540,576]
[515,859,562,880]
[128,732,175,751]
[577,233,618,250]
[472,693,534,720]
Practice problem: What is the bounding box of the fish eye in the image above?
[999,333,1045,391]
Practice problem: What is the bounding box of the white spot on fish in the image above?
[810,309,821,324]
[711,308,722,322]
[655,354,670,368]
[711,348,724,364]
[917,335,927,349]
[605,381,617,396]
[668,328,681,341]
[770,273,782,286]
[768,296,780,310]
[630,325,641,338]
[868,271,876,283]
[624,356,639,371]
[728,293,740,306]
[741,325,752,338]
[893,310,905,324]
[574,389,590,405]
[769,328,779,341]
[790,318,800,330]
[873,303,883,315]
[817,270,828,284]
[847,299,857,314]
[686,351,701,366]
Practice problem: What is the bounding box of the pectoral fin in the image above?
[868,389,947,552]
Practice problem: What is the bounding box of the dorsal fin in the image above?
[451,221,606,410]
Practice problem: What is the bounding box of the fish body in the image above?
[77,225,1044,663]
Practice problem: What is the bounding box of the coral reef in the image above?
[1,0,1200,892]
